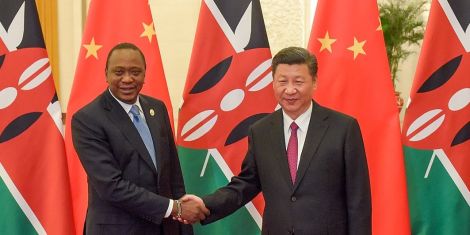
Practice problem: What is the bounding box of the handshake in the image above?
[171,194,210,224]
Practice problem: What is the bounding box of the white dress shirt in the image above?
[282,101,313,169]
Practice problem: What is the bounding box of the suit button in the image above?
[291,196,296,202]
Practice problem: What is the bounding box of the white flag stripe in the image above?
[204,0,250,52]
[0,1,24,51]
[424,153,436,179]
[439,0,470,52]
[200,151,211,177]
[47,101,65,137]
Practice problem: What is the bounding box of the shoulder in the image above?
[139,94,171,124]
[139,94,166,110]
[316,103,356,123]
[249,109,282,132]
[70,95,107,133]
[313,103,360,134]
[73,92,106,118]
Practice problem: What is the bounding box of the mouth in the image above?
[119,86,136,94]
[284,98,297,104]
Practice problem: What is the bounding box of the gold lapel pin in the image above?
[150,109,155,116]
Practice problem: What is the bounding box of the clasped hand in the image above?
[173,194,210,224]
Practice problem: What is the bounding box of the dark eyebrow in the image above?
[111,66,143,70]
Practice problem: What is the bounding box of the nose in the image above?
[285,83,297,95]
[121,72,134,82]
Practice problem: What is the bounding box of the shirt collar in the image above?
[108,89,142,114]
[282,101,312,132]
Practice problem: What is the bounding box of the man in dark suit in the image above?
[72,43,206,234]
[181,47,371,234]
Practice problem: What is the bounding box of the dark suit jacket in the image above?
[72,90,192,235]
[202,101,371,235]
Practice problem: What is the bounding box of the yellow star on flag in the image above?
[141,22,156,43]
[347,37,366,60]
[83,37,102,59]
[318,31,336,53]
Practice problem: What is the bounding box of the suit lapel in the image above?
[139,96,164,175]
[293,102,329,190]
[102,91,158,174]
[269,110,294,190]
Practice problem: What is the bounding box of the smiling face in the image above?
[273,63,316,120]
[106,48,146,104]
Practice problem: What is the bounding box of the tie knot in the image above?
[290,122,299,132]
[130,105,141,121]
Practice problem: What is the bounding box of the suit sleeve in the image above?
[201,128,261,224]
[345,119,372,235]
[71,111,169,224]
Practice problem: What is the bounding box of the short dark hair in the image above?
[105,42,146,72]
[272,46,318,80]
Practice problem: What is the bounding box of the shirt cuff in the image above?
[164,199,174,218]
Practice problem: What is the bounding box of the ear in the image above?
[104,69,110,83]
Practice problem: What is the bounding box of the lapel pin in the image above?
[150,109,155,116]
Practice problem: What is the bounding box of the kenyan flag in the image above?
[0,0,75,234]
[402,0,470,234]
[177,0,277,234]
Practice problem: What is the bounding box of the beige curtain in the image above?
[35,0,60,95]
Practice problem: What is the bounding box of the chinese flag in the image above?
[64,1,172,234]
[0,0,75,234]
[177,0,276,233]
[308,0,410,234]
[402,0,470,234]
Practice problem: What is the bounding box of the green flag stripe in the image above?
[0,176,37,235]
[207,148,262,227]
[0,163,45,234]
[432,149,470,205]
[404,146,470,235]
[178,147,261,235]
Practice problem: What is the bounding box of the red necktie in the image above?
[287,122,299,183]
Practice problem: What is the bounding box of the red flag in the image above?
[308,1,410,234]
[64,1,172,234]
[402,0,470,233]
[0,0,75,234]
